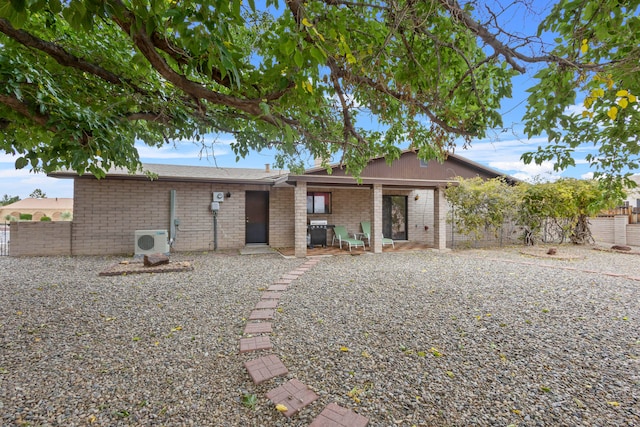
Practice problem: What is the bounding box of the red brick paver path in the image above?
[240,258,370,425]
[255,299,278,309]
[261,291,282,300]
[265,378,319,418]
[243,322,272,335]
[248,309,274,320]
[239,336,272,353]
[244,355,288,384]
[309,403,369,427]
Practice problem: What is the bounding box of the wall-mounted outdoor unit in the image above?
[134,229,170,255]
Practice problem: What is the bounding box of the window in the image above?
[307,192,331,214]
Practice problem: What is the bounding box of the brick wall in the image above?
[72,179,273,255]
[404,189,433,244]
[326,188,372,235]
[591,217,618,245]
[9,221,71,256]
[269,187,295,247]
[627,224,640,246]
[591,215,640,247]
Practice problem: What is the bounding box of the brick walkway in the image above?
[244,355,288,384]
[240,257,369,425]
[309,403,369,427]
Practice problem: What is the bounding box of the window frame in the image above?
[307,191,332,214]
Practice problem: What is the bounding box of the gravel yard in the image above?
[1,246,638,426]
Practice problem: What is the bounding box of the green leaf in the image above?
[14,157,28,169]
[309,46,326,64]
[293,50,303,68]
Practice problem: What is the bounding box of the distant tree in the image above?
[1,194,20,206]
[29,189,46,198]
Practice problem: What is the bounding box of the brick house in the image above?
[0,197,73,221]
[47,151,510,257]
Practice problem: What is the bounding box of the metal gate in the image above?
[0,222,9,256]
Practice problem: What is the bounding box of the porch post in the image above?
[371,184,383,253]
[433,186,447,250]
[294,182,308,257]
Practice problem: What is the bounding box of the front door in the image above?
[383,195,407,240]
[245,191,269,244]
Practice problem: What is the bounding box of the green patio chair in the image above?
[360,221,394,248]
[331,226,365,251]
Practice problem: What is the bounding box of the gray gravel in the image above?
[1,246,638,426]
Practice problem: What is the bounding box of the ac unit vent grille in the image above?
[134,230,169,255]
[137,235,155,251]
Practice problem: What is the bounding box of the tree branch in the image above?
[0,18,150,96]
[0,93,51,129]
[105,5,233,89]
[322,0,390,10]
[436,0,526,73]
[436,0,607,73]
[107,1,302,130]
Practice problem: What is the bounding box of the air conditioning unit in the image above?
[134,230,170,255]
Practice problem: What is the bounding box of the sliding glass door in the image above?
[382,195,407,240]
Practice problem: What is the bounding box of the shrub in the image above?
[19,213,32,221]
[40,216,52,221]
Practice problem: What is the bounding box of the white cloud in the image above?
[0,152,19,164]
[0,167,31,179]
[488,160,555,175]
[511,172,562,183]
[135,139,232,161]
[564,103,585,116]
[460,136,549,163]
[581,171,595,180]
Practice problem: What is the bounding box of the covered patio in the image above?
[282,151,514,257]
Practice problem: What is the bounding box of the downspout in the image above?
[213,211,218,251]
[211,192,218,251]
[170,190,177,248]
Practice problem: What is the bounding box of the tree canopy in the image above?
[0,0,638,182]
[29,188,46,198]
[1,194,20,205]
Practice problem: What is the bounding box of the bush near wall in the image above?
[40,216,52,221]
[19,213,32,221]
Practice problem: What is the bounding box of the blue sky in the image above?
[0,1,604,200]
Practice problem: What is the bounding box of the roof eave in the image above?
[56,172,279,186]
[287,174,454,188]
